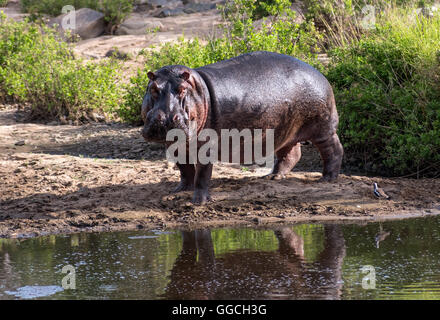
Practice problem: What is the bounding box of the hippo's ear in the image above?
[147,71,157,81]
[180,71,191,82]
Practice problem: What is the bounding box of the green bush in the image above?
[0,14,123,121]
[0,0,9,7]
[98,0,134,33]
[119,0,321,124]
[20,0,134,33]
[230,0,293,20]
[326,8,440,176]
[21,0,98,16]
[302,0,437,48]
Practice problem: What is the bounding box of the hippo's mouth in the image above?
[141,122,192,144]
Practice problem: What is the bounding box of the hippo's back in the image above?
[196,51,330,101]
[195,51,333,131]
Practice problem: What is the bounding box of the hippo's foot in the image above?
[173,181,195,193]
[313,133,343,183]
[192,188,211,205]
[174,163,196,193]
[263,143,301,181]
[319,174,338,182]
[263,173,286,181]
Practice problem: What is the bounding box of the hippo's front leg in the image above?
[193,163,213,204]
[174,163,195,192]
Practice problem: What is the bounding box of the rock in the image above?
[91,113,107,122]
[183,3,216,14]
[290,2,305,24]
[0,0,30,22]
[252,16,275,31]
[420,5,439,18]
[148,0,169,7]
[115,14,164,35]
[48,8,106,40]
[183,0,216,4]
[15,140,25,146]
[135,0,183,12]
[104,49,129,60]
[155,7,185,18]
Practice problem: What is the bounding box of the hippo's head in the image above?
[141,66,208,143]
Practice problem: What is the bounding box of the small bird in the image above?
[373,183,391,200]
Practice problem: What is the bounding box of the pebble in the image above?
[15,140,25,146]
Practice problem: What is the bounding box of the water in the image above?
[1,216,440,300]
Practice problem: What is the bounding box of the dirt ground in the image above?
[0,105,439,238]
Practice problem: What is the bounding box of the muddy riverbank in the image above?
[1,105,439,238]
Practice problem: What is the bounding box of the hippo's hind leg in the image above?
[265,143,301,180]
[312,133,343,181]
[173,163,196,192]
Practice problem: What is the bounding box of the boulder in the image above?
[135,0,183,12]
[154,8,185,18]
[290,2,305,24]
[104,49,130,60]
[48,8,106,40]
[148,0,169,7]
[183,0,216,4]
[183,2,216,14]
[0,0,30,22]
[115,14,164,35]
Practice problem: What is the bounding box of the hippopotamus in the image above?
[141,51,343,204]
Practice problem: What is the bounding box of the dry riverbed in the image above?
[0,105,439,238]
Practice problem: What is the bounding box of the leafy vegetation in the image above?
[20,0,134,32]
[326,6,440,176]
[0,13,122,121]
[97,0,134,33]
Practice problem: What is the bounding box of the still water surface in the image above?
[1,216,440,299]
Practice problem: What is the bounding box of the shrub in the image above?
[303,0,437,48]
[326,7,440,176]
[231,0,293,20]
[21,0,98,16]
[119,0,321,124]
[0,14,123,121]
[20,0,134,33]
[98,0,134,33]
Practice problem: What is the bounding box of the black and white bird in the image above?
[373,183,391,200]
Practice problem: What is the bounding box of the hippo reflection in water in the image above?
[162,225,346,299]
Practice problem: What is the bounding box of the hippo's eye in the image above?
[178,86,186,99]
